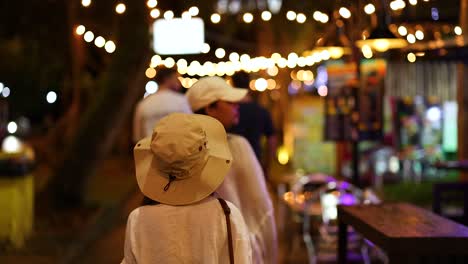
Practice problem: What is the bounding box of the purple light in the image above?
[339,193,357,205]
[431,8,439,21]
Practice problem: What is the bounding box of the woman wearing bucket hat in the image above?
[121,113,252,264]
[186,77,278,264]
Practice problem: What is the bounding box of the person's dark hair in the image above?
[231,71,250,89]
[154,66,177,85]
[194,101,218,115]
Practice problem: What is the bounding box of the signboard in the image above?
[153,18,204,55]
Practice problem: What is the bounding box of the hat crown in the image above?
[150,114,208,179]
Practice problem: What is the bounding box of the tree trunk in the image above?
[45,0,150,207]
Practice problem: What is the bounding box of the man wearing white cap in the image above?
[186,76,278,264]
[122,113,252,264]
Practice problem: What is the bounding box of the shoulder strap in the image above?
[218,198,234,264]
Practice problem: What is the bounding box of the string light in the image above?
[215,48,226,58]
[147,0,158,8]
[94,36,106,48]
[407,34,416,44]
[364,4,375,14]
[189,6,199,16]
[409,0,417,5]
[296,13,306,23]
[75,25,86,35]
[318,85,328,97]
[407,53,416,62]
[46,91,58,104]
[115,3,126,14]
[201,43,210,53]
[243,13,254,23]
[81,0,91,7]
[164,57,175,68]
[105,40,116,53]
[164,11,174,20]
[362,45,373,58]
[261,11,272,21]
[181,11,191,20]
[150,9,160,18]
[313,11,329,23]
[267,66,279,76]
[398,25,408,36]
[286,11,297,21]
[390,0,405,11]
[255,78,268,91]
[145,67,156,78]
[339,7,351,19]
[211,13,221,23]
[455,26,463,35]
[229,52,240,61]
[84,31,94,42]
[415,30,424,40]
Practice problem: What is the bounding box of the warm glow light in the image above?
[145,67,156,78]
[145,81,159,94]
[364,4,375,14]
[150,9,160,18]
[147,0,158,8]
[7,122,17,134]
[267,66,279,76]
[181,12,191,20]
[94,36,106,48]
[267,79,277,90]
[318,85,328,96]
[409,0,417,5]
[2,136,22,153]
[164,11,174,20]
[81,0,91,7]
[75,25,86,35]
[46,91,57,104]
[84,31,94,42]
[115,3,126,14]
[243,13,254,23]
[407,34,416,44]
[261,11,272,21]
[407,52,416,62]
[255,78,268,91]
[390,0,406,11]
[177,59,188,69]
[215,48,226,58]
[201,43,210,53]
[398,26,408,36]
[211,13,221,23]
[105,41,116,53]
[362,44,373,59]
[339,7,351,19]
[277,146,289,165]
[229,52,240,61]
[164,57,175,68]
[189,6,199,16]
[296,13,306,23]
[455,26,463,35]
[286,11,296,21]
[415,30,424,40]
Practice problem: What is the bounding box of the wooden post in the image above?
[458,0,468,181]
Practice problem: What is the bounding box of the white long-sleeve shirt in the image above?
[133,90,192,142]
[121,197,252,264]
[218,134,278,264]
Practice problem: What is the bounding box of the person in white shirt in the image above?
[132,67,191,142]
[122,113,252,264]
[186,77,278,264]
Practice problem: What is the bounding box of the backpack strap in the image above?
[218,198,234,264]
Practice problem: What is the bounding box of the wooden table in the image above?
[338,203,468,263]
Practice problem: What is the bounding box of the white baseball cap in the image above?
[186,76,248,112]
[134,113,233,206]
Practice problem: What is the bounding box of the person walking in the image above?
[186,77,278,264]
[122,113,252,264]
[132,67,191,142]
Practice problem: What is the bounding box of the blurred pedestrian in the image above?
[186,77,278,264]
[122,113,252,264]
[230,71,277,180]
[132,67,191,142]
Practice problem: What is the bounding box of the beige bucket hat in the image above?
[134,113,233,205]
[186,76,248,112]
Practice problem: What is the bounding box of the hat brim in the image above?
[219,87,248,103]
[134,115,232,206]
